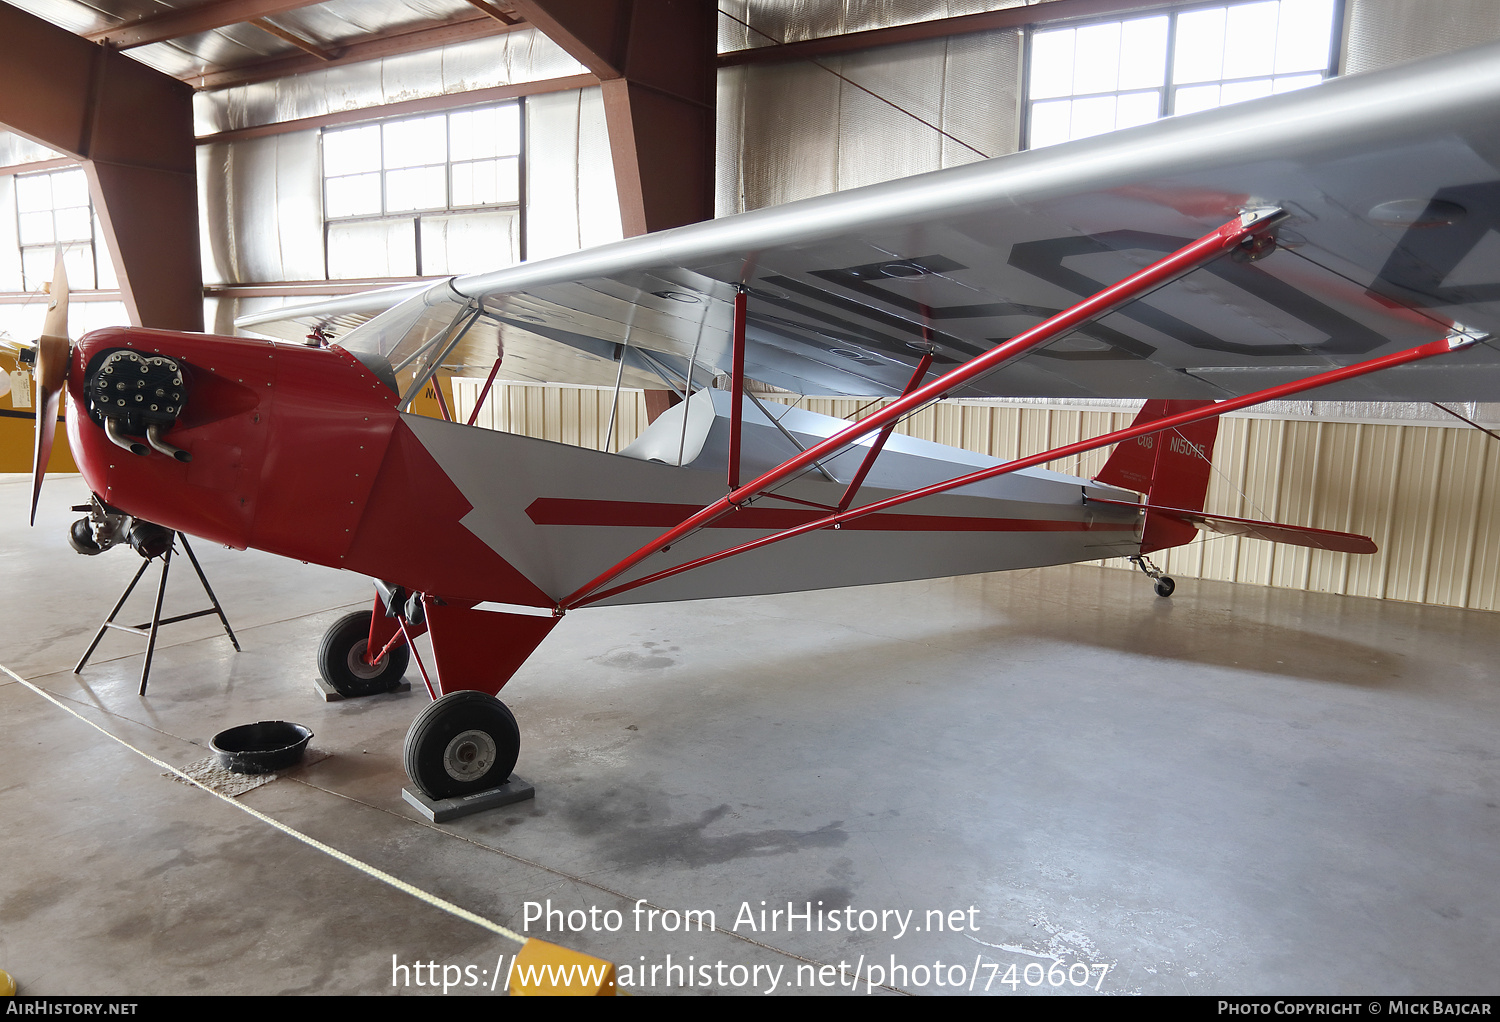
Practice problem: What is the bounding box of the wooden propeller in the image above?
[30,251,70,526]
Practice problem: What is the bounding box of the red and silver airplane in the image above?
[20,41,1500,801]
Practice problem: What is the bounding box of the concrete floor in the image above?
[2,472,1498,997]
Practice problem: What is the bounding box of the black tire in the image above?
[317,610,409,697]
[1154,576,1176,598]
[404,691,520,800]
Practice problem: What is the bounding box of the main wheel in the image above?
[404,690,520,800]
[317,611,409,697]
[1154,576,1176,598]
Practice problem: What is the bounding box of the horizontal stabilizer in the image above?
[1090,498,1377,554]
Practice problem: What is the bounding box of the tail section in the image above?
[1094,400,1220,554]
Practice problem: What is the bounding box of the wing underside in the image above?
[239,41,1500,403]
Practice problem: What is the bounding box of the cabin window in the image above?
[1025,0,1342,149]
[321,102,524,280]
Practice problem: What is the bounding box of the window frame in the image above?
[318,99,528,280]
[1019,0,1346,151]
[14,165,102,292]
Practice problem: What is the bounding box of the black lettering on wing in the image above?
[1010,231,1393,357]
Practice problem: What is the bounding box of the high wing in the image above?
[238,40,1500,402]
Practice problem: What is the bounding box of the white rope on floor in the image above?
[1,661,527,948]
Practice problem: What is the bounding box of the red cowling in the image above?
[66,327,551,608]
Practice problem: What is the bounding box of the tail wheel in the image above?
[404,690,520,800]
[1154,576,1176,598]
[317,610,409,697]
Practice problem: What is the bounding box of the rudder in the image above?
[1094,399,1220,554]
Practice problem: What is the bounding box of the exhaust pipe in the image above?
[105,418,148,456]
[146,423,191,463]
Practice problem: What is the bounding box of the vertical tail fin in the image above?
[1094,399,1220,554]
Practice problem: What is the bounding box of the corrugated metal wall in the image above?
[456,381,650,455]
[1344,0,1500,74]
[455,380,1500,612]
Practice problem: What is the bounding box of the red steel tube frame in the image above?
[467,356,505,427]
[557,208,1286,610]
[573,331,1480,608]
[369,620,420,665]
[431,378,453,423]
[837,348,933,511]
[399,619,438,701]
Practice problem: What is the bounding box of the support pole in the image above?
[432,379,453,423]
[837,349,933,512]
[558,208,1287,610]
[74,533,241,694]
[179,534,241,655]
[727,287,748,490]
[400,619,438,701]
[467,357,505,427]
[139,544,174,695]
[73,558,152,677]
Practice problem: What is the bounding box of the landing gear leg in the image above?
[396,599,560,811]
[1130,555,1175,598]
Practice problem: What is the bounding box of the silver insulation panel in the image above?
[193,27,586,134]
[525,87,624,262]
[717,0,1030,51]
[197,130,326,284]
[718,27,1021,215]
[0,132,64,168]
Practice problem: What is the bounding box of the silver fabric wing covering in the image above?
[238,40,1500,402]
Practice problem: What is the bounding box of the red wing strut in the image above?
[559,209,1291,610]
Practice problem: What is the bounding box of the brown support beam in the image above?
[0,290,123,304]
[86,0,331,50]
[187,15,526,90]
[510,0,632,77]
[0,156,75,177]
[0,5,202,331]
[202,277,432,298]
[196,73,598,144]
[512,1,715,236]
[643,389,681,424]
[250,18,338,61]
[718,0,1174,66]
[464,1,525,26]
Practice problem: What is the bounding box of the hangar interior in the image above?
[2,0,1499,997]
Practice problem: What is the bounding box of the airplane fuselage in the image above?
[64,326,1146,612]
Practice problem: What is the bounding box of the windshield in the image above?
[335,280,501,404]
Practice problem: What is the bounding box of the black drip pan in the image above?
[211,721,313,774]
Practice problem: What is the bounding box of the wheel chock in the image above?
[1,968,15,995]
[510,938,617,996]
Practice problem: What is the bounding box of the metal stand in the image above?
[74,532,241,695]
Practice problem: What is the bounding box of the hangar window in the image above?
[14,166,102,290]
[1025,0,1341,149]
[321,102,523,280]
